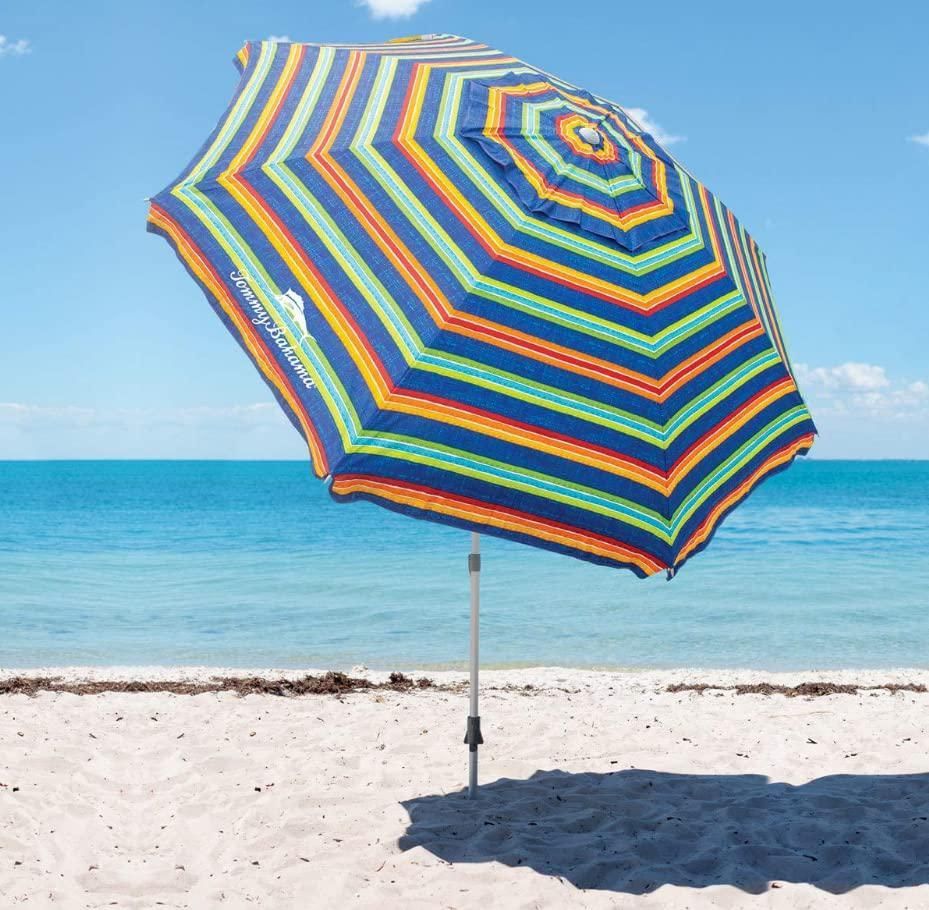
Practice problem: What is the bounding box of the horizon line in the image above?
[1,457,927,464]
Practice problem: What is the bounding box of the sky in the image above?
[1,0,927,460]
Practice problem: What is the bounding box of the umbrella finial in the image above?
[577,125,603,147]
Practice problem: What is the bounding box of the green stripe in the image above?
[438,68,706,274]
[160,42,813,553]
[187,171,772,446]
[670,407,810,538]
[182,43,277,185]
[521,100,643,195]
[356,58,727,355]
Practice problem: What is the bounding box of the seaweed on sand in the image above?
[0,671,440,698]
[667,681,928,697]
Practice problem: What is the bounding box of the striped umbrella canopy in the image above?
[148,33,815,794]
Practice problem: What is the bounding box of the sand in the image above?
[3,666,929,909]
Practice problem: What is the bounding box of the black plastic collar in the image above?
[464,715,483,751]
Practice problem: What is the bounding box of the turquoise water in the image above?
[0,460,927,670]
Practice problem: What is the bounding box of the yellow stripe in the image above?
[675,433,813,564]
[484,82,676,230]
[225,45,304,175]
[147,208,328,477]
[399,66,724,309]
[332,476,663,574]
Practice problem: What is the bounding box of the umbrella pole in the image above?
[465,531,483,799]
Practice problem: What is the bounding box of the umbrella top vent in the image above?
[577,126,604,147]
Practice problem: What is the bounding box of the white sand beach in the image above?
[3,667,929,908]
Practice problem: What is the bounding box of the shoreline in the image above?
[4,664,929,690]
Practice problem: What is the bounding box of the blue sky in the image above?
[1,0,927,459]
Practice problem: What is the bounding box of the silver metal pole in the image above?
[466,532,482,799]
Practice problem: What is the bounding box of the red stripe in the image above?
[670,376,796,477]
[227,173,397,397]
[149,204,329,474]
[657,321,762,397]
[394,89,728,311]
[333,472,664,571]
[240,45,306,168]
[676,432,814,563]
[491,91,667,225]
[204,167,777,489]
[394,386,667,480]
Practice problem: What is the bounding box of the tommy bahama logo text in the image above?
[230,270,315,390]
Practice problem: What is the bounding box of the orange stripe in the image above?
[299,53,748,400]
[331,473,665,575]
[558,114,621,162]
[747,238,788,367]
[216,207,394,403]
[203,163,785,494]
[225,44,305,174]
[147,205,329,477]
[486,82,675,230]
[667,377,797,487]
[204,158,778,492]
[675,433,814,565]
[657,321,764,400]
[728,210,760,322]
[396,62,728,312]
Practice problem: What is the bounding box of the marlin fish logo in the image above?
[275,288,310,340]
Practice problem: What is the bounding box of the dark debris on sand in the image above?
[667,681,928,697]
[0,671,443,698]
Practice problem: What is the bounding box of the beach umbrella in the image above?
[147,34,816,798]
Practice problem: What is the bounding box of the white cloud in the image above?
[0,403,97,425]
[0,402,280,422]
[909,132,929,147]
[796,361,890,392]
[795,362,929,420]
[357,0,431,19]
[624,107,684,147]
[0,403,306,459]
[267,34,292,43]
[0,35,30,58]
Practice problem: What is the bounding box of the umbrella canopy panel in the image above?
[148,34,815,577]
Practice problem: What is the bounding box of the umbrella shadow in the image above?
[399,769,929,894]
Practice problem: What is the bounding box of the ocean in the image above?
[1,460,927,670]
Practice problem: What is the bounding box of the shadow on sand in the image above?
[400,769,929,894]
